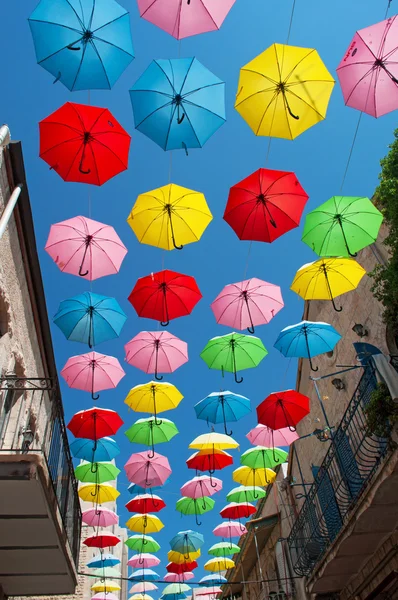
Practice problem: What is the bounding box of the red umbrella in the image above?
[186,450,233,473]
[126,494,166,514]
[39,102,131,186]
[84,534,121,548]
[256,390,310,431]
[166,561,198,574]
[220,502,256,519]
[67,407,123,440]
[129,269,202,326]
[224,168,308,243]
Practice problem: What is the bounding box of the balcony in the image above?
[0,376,81,597]
[287,368,398,594]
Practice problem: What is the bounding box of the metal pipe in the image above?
[0,184,23,239]
[0,125,10,147]
[311,379,332,431]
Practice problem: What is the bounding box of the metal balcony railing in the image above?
[0,376,81,565]
[287,368,391,577]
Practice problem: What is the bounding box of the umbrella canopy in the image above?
[78,483,120,504]
[211,278,284,334]
[240,446,288,470]
[75,462,120,483]
[130,582,159,592]
[130,595,154,600]
[125,331,188,380]
[167,561,198,574]
[92,593,119,600]
[232,466,276,487]
[220,502,256,520]
[168,550,201,564]
[125,381,183,420]
[29,0,134,90]
[39,102,131,185]
[128,184,212,251]
[189,432,239,451]
[196,587,223,596]
[256,390,310,431]
[274,320,342,372]
[204,558,235,572]
[45,215,127,280]
[126,494,166,514]
[54,292,127,347]
[137,0,236,39]
[70,436,120,462]
[61,352,125,400]
[208,542,241,557]
[180,475,222,498]
[87,553,120,569]
[128,555,161,569]
[235,44,335,139]
[125,417,179,456]
[92,566,122,578]
[246,425,299,448]
[125,451,172,487]
[170,530,204,553]
[336,16,398,117]
[213,521,247,538]
[163,573,194,583]
[226,486,266,504]
[125,535,160,553]
[163,584,191,595]
[67,407,123,440]
[84,534,120,548]
[291,258,366,312]
[82,507,118,527]
[161,594,186,600]
[130,58,225,151]
[224,168,309,243]
[129,270,202,327]
[126,513,164,534]
[200,332,267,384]
[129,569,159,582]
[199,576,227,586]
[186,450,233,474]
[301,195,383,257]
[194,391,251,436]
[176,497,215,526]
[91,581,121,593]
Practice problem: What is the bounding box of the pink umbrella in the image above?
[92,594,119,600]
[129,582,159,593]
[125,451,172,488]
[246,424,299,447]
[45,215,127,280]
[163,573,195,583]
[61,351,125,400]
[180,475,222,498]
[213,520,248,542]
[337,15,398,117]
[211,278,284,334]
[137,0,236,40]
[125,331,188,381]
[82,508,119,527]
[128,554,161,569]
[196,588,223,596]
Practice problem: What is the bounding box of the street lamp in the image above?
[21,427,34,453]
[331,378,345,391]
[352,323,368,337]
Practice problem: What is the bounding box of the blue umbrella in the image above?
[130,57,225,152]
[129,569,159,582]
[161,595,186,600]
[199,575,227,586]
[87,553,121,568]
[194,390,251,436]
[128,480,170,495]
[54,291,127,347]
[169,530,204,556]
[29,0,134,91]
[70,436,120,462]
[274,320,341,372]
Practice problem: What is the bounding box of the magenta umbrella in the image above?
[60,351,125,400]
[180,476,222,499]
[128,554,161,569]
[45,215,127,280]
[82,507,119,528]
[246,424,299,448]
[129,582,159,592]
[211,278,284,334]
[125,451,172,488]
[137,0,236,40]
[125,331,188,381]
[213,520,248,542]
[163,573,195,583]
[337,15,398,117]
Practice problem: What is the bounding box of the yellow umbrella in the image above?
[125,381,183,421]
[291,257,366,312]
[168,549,201,564]
[78,483,120,504]
[233,466,276,487]
[91,580,121,592]
[204,557,235,572]
[189,432,239,450]
[128,183,213,251]
[126,513,164,534]
[235,43,335,140]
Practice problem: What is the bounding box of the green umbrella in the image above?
[74,461,120,483]
[226,485,266,503]
[208,541,240,557]
[240,446,288,470]
[125,535,160,553]
[200,332,267,384]
[302,195,383,258]
[92,566,122,579]
[176,496,215,526]
[163,584,191,595]
[125,417,178,457]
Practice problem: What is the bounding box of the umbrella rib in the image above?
[180,57,196,95]
[177,106,202,147]
[154,60,179,95]
[40,134,83,156]
[183,82,224,99]
[135,100,173,130]
[91,137,129,169]
[183,98,226,120]
[256,89,279,136]
[89,39,112,89]
[286,88,326,120]
[164,103,179,150]
[70,39,89,91]
[30,18,81,35]
[65,0,85,29]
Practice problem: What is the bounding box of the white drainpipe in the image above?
[0,125,23,240]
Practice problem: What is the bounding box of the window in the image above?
[0,292,9,338]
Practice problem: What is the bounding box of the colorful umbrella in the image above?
[29,0,134,90]
[125,417,179,457]
[213,521,247,541]
[78,483,120,504]
[240,446,288,470]
[163,584,191,595]
[189,432,239,451]
[128,184,212,251]
[226,486,266,504]
[84,533,120,548]
[200,332,268,383]
[170,530,204,554]
[92,566,122,579]
[186,450,233,475]
[204,558,235,572]
[167,561,198,574]
[211,278,284,334]
[87,554,121,568]
[163,573,194,583]
[130,58,225,152]
[125,381,183,422]
[126,494,166,514]
[81,507,118,527]
[235,44,335,139]
[208,542,241,557]
[194,391,251,436]
[67,407,123,440]
[291,258,366,312]
[125,331,188,380]
[301,195,383,257]
[126,514,164,534]
[45,215,128,280]
[92,581,121,593]
[176,497,215,526]
[246,425,299,448]
[125,451,172,487]
[130,581,159,592]
[232,466,276,487]
[220,502,256,520]
[199,575,227,586]
[224,168,309,243]
[54,292,127,347]
[75,462,120,484]
[70,436,120,462]
[274,320,342,372]
[336,16,398,117]
[196,587,223,597]
[61,352,125,399]
[180,475,222,498]
[92,593,119,600]
[125,535,161,553]
[129,569,159,582]
[128,482,167,495]
[130,594,154,600]
[39,102,131,185]
[168,549,201,564]
[128,555,161,569]
[161,593,186,600]
[129,270,202,327]
[256,390,310,433]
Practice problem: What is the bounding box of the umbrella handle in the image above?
[234,372,243,384]
[331,297,343,312]
[177,113,185,125]
[92,391,100,400]
[247,325,255,334]
[195,513,202,526]
[67,43,81,51]
[160,320,169,327]
[182,142,188,156]
[308,355,319,372]
[79,165,91,175]
[79,265,89,277]
[90,462,98,474]
[154,372,163,381]
[147,447,155,459]
[224,423,233,436]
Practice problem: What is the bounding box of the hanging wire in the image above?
[286,0,297,44]
[385,0,392,19]
[339,112,363,194]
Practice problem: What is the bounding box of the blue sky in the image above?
[2,0,397,590]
